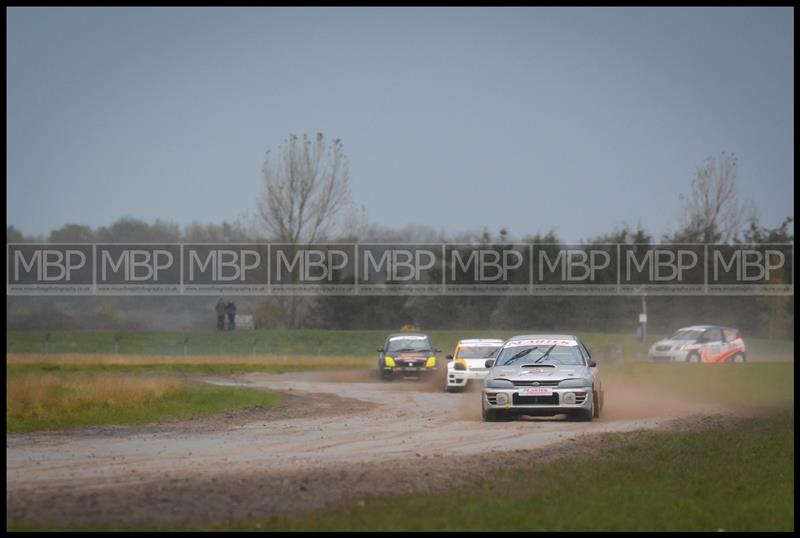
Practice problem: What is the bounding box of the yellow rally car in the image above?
[445,339,505,393]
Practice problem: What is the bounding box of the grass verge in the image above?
[600,361,794,411]
[7,329,793,362]
[6,372,280,433]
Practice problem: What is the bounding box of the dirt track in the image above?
[6,370,730,528]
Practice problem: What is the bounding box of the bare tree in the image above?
[676,152,753,243]
[257,133,352,328]
[258,133,351,243]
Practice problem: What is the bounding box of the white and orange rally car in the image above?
[649,325,747,363]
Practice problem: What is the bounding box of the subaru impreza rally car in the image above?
[481,335,603,422]
[377,333,440,380]
[648,325,746,363]
[445,339,504,392]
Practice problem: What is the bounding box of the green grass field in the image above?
[6,329,794,362]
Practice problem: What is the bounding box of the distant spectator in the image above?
[215,298,226,331]
[225,300,237,330]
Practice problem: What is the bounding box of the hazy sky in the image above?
[6,7,794,241]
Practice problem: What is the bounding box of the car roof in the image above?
[386,333,430,339]
[458,339,504,345]
[508,334,579,341]
[676,325,733,332]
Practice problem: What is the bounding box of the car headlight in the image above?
[384,356,395,367]
[558,378,591,388]
[426,356,436,368]
[486,378,514,389]
[495,392,510,405]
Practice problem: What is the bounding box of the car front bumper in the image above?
[383,366,436,377]
[446,368,490,387]
[648,349,690,362]
[482,387,593,415]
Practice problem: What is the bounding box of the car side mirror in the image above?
[484,359,495,368]
[446,354,454,361]
[588,359,597,367]
[376,348,384,353]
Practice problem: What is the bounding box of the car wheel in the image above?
[728,353,746,364]
[574,394,594,422]
[446,386,462,393]
[378,358,393,380]
[687,352,701,363]
[482,406,505,422]
[592,391,600,419]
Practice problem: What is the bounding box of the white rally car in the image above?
[445,339,505,392]
[648,325,747,363]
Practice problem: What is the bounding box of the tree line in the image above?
[6,136,793,339]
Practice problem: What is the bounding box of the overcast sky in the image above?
[6,7,794,241]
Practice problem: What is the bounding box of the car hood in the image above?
[390,351,430,360]
[450,358,493,370]
[653,339,695,348]
[490,364,592,381]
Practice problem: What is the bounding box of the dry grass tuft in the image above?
[7,353,371,368]
[7,373,186,421]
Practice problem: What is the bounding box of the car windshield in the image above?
[457,346,502,359]
[724,329,739,340]
[669,329,703,340]
[495,344,585,366]
[386,337,432,353]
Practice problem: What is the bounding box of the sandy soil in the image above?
[6,369,731,529]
